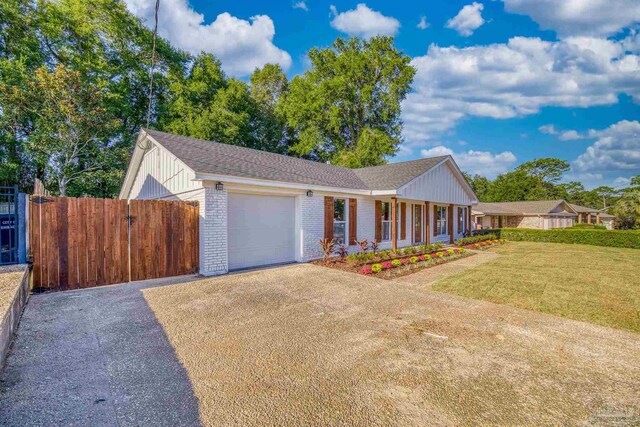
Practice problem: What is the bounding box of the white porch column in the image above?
[200,183,228,276]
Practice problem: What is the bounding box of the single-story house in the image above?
[119,129,478,275]
[472,200,615,230]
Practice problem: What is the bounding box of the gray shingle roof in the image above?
[569,203,615,217]
[473,200,569,215]
[143,129,449,191]
[354,157,448,190]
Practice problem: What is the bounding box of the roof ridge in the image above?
[144,128,370,189]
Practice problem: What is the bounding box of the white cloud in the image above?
[446,2,485,37]
[402,35,640,144]
[293,1,308,11]
[573,120,640,173]
[539,124,558,135]
[421,146,517,178]
[417,16,429,30]
[124,0,291,77]
[559,130,583,141]
[613,176,631,187]
[502,0,640,38]
[330,3,400,38]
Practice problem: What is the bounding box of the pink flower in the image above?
[361,266,373,275]
[381,261,393,270]
[401,258,410,265]
[418,255,426,261]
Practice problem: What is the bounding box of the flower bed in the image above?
[315,247,474,279]
[462,239,507,250]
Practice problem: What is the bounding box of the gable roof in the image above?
[473,200,575,215]
[353,157,448,190]
[122,129,467,197]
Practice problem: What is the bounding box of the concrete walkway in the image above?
[0,276,203,426]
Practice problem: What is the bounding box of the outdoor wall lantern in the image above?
[306,190,313,197]
[215,182,224,191]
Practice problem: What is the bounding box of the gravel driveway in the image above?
[142,263,640,426]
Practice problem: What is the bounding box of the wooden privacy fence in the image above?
[30,196,199,291]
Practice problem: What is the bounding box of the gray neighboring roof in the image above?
[473,200,570,215]
[143,129,449,191]
[569,203,615,217]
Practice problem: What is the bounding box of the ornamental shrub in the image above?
[436,252,444,258]
[410,256,418,264]
[490,228,640,249]
[361,265,373,274]
[401,258,410,265]
[391,259,402,267]
[381,261,393,269]
[371,263,382,273]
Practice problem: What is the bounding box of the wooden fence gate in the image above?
[30,196,199,290]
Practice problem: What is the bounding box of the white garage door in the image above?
[228,193,296,270]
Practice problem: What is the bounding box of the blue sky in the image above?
[124,0,640,189]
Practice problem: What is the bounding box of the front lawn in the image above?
[432,242,640,333]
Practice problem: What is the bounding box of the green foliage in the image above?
[492,228,640,249]
[455,234,498,246]
[611,188,640,229]
[1,65,120,195]
[0,0,187,194]
[516,158,570,183]
[281,36,415,167]
[571,223,606,230]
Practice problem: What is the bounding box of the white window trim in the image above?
[457,206,467,235]
[381,201,391,242]
[436,205,448,236]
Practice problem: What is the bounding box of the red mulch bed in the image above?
[313,249,475,280]
[461,239,508,251]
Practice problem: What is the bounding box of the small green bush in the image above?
[491,228,640,249]
[455,234,498,246]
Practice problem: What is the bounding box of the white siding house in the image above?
[120,129,478,276]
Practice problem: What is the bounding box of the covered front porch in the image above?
[374,197,472,250]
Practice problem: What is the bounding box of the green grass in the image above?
[432,242,640,333]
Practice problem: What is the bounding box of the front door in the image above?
[413,204,422,243]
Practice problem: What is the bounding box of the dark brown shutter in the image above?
[400,202,406,240]
[375,200,382,242]
[349,199,357,245]
[433,204,438,237]
[324,196,334,240]
[468,205,472,232]
[448,204,455,243]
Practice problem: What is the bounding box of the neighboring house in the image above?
[472,200,615,230]
[120,129,478,275]
[472,200,576,230]
[569,204,616,229]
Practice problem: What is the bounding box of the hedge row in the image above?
[455,233,497,246]
[489,228,640,249]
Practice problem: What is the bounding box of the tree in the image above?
[0,0,187,194]
[483,170,540,202]
[250,64,292,154]
[2,66,119,195]
[612,190,640,229]
[517,158,570,183]
[592,186,618,209]
[281,36,415,167]
[463,172,491,200]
